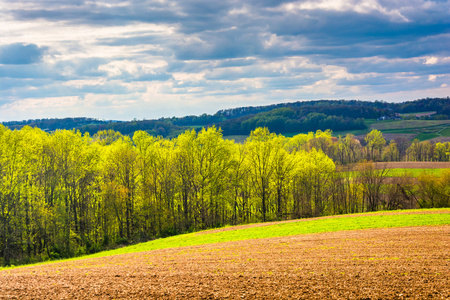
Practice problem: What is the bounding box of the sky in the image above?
[0,0,449,122]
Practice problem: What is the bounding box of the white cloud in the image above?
[97,60,168,78]
[0,0,449,121]
[63,79,107,88]
[0,96,81,121]
[424,56,439,65]
[428,75,437,81]
[280,0,409,21]
[172,72,205,83]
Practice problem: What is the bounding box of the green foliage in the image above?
[240,111,366,135]
[365,129,386,161]
[418,170,450,208]
[407,140,434,161]
[3,98,449,141]
[0,124,449,267]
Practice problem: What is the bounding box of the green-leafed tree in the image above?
[365,130,386,161]
[245,128,280,222]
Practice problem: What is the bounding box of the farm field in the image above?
[370,120,450,131]
[400,111,436,118]
[224,121,450,143]
[223,116,450,143]
[0,210,449,299]
[344,161,450,177]
[415,126,450,141]
[375,162,450,177]
[439,127,450,137]
[386,168,445,177]
[371,161,450,169]
[427,127,450,142]
[367,119,450,141]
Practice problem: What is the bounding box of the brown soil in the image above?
[197,210,447,235]
[429,137,450,143]
[375,133,418,142]
[1,225,449,299]
[354,133,417,142]
[341,161,450,172]
[343,161,450,171]
[401,112,436,118]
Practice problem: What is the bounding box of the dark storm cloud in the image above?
[0,43,47,65]
[9,0,182,25]
[7,0,449,61]
[174,29,265,60]
[263,9,450,60]
[334,53,450,76]
[0,78,131,100]
[0,57,108,81]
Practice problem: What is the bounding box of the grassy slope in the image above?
[343,168,447,178]
[2,209,449,270]
[400,111,436,117]
[223,119,377,142]
[440,127,450,137]
[386,168,446,177]
[417,127,450,141]
[371,120,450,131]
[94,210,449,258]
[224,119,450,142]
[82,210,450,258]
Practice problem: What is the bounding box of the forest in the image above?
[3,97,450,138]
[0,124,449,266]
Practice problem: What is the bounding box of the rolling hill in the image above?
[2,98,449,141]
[1,209,449,299]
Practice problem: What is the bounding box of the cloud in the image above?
[0,43,47,64]
[0,0,449,121]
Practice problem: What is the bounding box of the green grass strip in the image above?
[3,209,449,270]
[439,127,450,137]
[89,210,450,258]
[387,168,445,177]
[342,168,447,178]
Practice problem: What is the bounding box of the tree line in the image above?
[219,108,366,135]
[0,125,449,266]
[216,98,450,119]
[4,98,450,139]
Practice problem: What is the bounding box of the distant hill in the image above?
[2,117,114,132]
[2,97,449,139]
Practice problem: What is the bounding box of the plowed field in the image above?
[345,161,450,171]
[1,224,449,299]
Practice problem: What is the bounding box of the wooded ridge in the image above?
[3,98,449,138]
